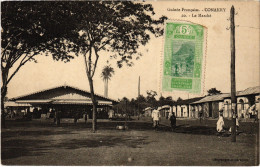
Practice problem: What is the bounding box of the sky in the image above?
[7,1,260,101]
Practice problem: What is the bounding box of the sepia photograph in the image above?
[1,0,259,166]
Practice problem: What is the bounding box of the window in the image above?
[239,99,244,110]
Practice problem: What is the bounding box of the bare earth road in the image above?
[1,118,259,166]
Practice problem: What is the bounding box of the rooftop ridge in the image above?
[10,85,118,102]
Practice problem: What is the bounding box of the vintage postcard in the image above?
[1,0,259,166]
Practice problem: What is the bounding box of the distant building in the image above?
[143,107,153,117]
[158,105,171,118]
[191,94,229,118]
[224,86,260,119]
[173,97,204,118]
[191,86,260,119]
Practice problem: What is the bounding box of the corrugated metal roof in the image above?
[236,86,260,96]
[191,86,260,104]
[14,99,112,106]
[191,94,229,104]
[4,101,32,107]
[173,97,204,105]
[16,100,53,103]
[10,85,118,103]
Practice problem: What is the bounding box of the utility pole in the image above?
[137,76,140,119]
[187,93,190,118]
[230,5,237,142]
[125,99,128,127]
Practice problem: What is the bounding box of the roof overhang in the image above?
[14,99,112,106]
[16,100,53,104]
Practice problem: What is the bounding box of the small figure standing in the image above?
[108,109,114,120]
[151,107,160,130]
[169,112,176,131]
[74,112,79,124]
[199,111,203,123]
[84,112,88,124]
[56,110,61,126]
[254,109,258,123]
[217,112,225,132]
[192,107,195,118]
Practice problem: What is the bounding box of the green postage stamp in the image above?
[162,21,207,94]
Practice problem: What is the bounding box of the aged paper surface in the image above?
[6,0,260,102]
[2,0,259,166]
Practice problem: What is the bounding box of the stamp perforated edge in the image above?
[158,19,208,97]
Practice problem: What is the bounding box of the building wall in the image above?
[181,105,188,117]
[202,103,209,118]
[189,105,197,118]
[176,105,181,117]
[175,105,188,117]
[256,95,260,119]
[191,104,202,118]
[224,95,258,118]
[236,97,250,118]
[223,99,232,118]
[172,106,177,117]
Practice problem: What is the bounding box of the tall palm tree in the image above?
[101,65,114,98]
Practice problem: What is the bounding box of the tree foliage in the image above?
[1,2,80,94]
[113,91,175,116]
[1,1,80,127]
[69,1,166,131]
[101,64,114,97]
[207,88,221,96]
[177,97,183,102]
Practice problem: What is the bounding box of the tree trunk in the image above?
[1,85,7,128]
[88,76,97,132]
[1,67,9,128]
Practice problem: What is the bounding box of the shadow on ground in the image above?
[1,139,50,160]
[1,129,76,139]
[1,119,258,164]
[55,135,149,149]
[2,122,150,161]
[154,124,218,136]
[1,135,149,160]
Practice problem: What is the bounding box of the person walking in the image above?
[152,107,160,130]
[169,112,176,131]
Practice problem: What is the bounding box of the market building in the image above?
[6,85,118,119]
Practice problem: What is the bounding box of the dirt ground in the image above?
[1,118,259,166]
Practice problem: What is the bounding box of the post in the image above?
[125,100,127,127]
[230,5,237,142]
[138,76,140,97]
[137,76,140,119]
[187,93,189,118]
